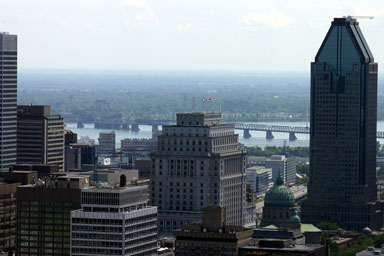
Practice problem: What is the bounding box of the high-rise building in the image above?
[98,131,116,154]
[16,175,87,256]
[17,105,65,171]
[150,112,247,233]
[301,17,383,230]
[265,155,296,185]
[0,32,17,172]
[71,180,158,255]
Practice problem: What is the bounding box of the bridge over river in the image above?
[234,123,384,140]
[76,120,384,141]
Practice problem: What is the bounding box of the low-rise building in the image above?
[356,247,384,256]
[174,206,253,256]
[12,164,59,178]
[239,239,327,256]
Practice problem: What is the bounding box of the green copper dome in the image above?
[264,174,295,208]
[290,211,301,224]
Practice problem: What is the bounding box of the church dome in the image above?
[264,174,295,208]
[290,213,301,224]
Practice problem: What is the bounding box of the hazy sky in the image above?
[1,0,384,71]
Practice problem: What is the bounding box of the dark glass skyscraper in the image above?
[0,33,17,171]
[301,17,383,230]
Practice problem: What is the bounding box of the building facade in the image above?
[16,175,86,256]
[0,32,17,172]
[98,131,116,154]
[239,240,327,256]
[0,182,19,253]
[265,155,296,185]
[174,206,253,256]
[71,184,158,255]
[150,112,247,233]
[17,105,65,171]
[246,166,271,197]
[301,17,383,230]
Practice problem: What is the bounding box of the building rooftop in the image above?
[247,166,271,174]
[357,248,384,256]
[243,239,325,252]
[316,16,374,64]
[300,224,321,233]
[85,184,147,192]
[264,174,295,208]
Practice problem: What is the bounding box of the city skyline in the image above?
[1,1,384,71]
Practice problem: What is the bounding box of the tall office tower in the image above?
[16,175,87,256]
[265,155,296,185]
[71,181,158,255]
[17,105,65,171]
[301,17,383,230]
[150,112,247,233]
[98,131,116,154]
[0,32,17,172]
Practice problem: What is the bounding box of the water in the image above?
[66,121,384,149]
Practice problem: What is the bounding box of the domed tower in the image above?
[261,173,300,229]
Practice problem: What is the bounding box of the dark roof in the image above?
[315,17,374,63]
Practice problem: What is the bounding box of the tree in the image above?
[374,234,384,248]
[317,222,339,230]
[297,163,310,176]
[298,176,309,185]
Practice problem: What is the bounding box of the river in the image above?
[65,121,384,149]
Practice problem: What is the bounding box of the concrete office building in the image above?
[17,105,65,172]
[174,206,253,256]
[265,155,296,185]
[98,131,116,154]
[301,17,384,230]
[151,112,247,233]
[0,32,17,172]
[16,175,87,256]
[135,158,151,178]
[71,182,158,255]
[246,166,271,197]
